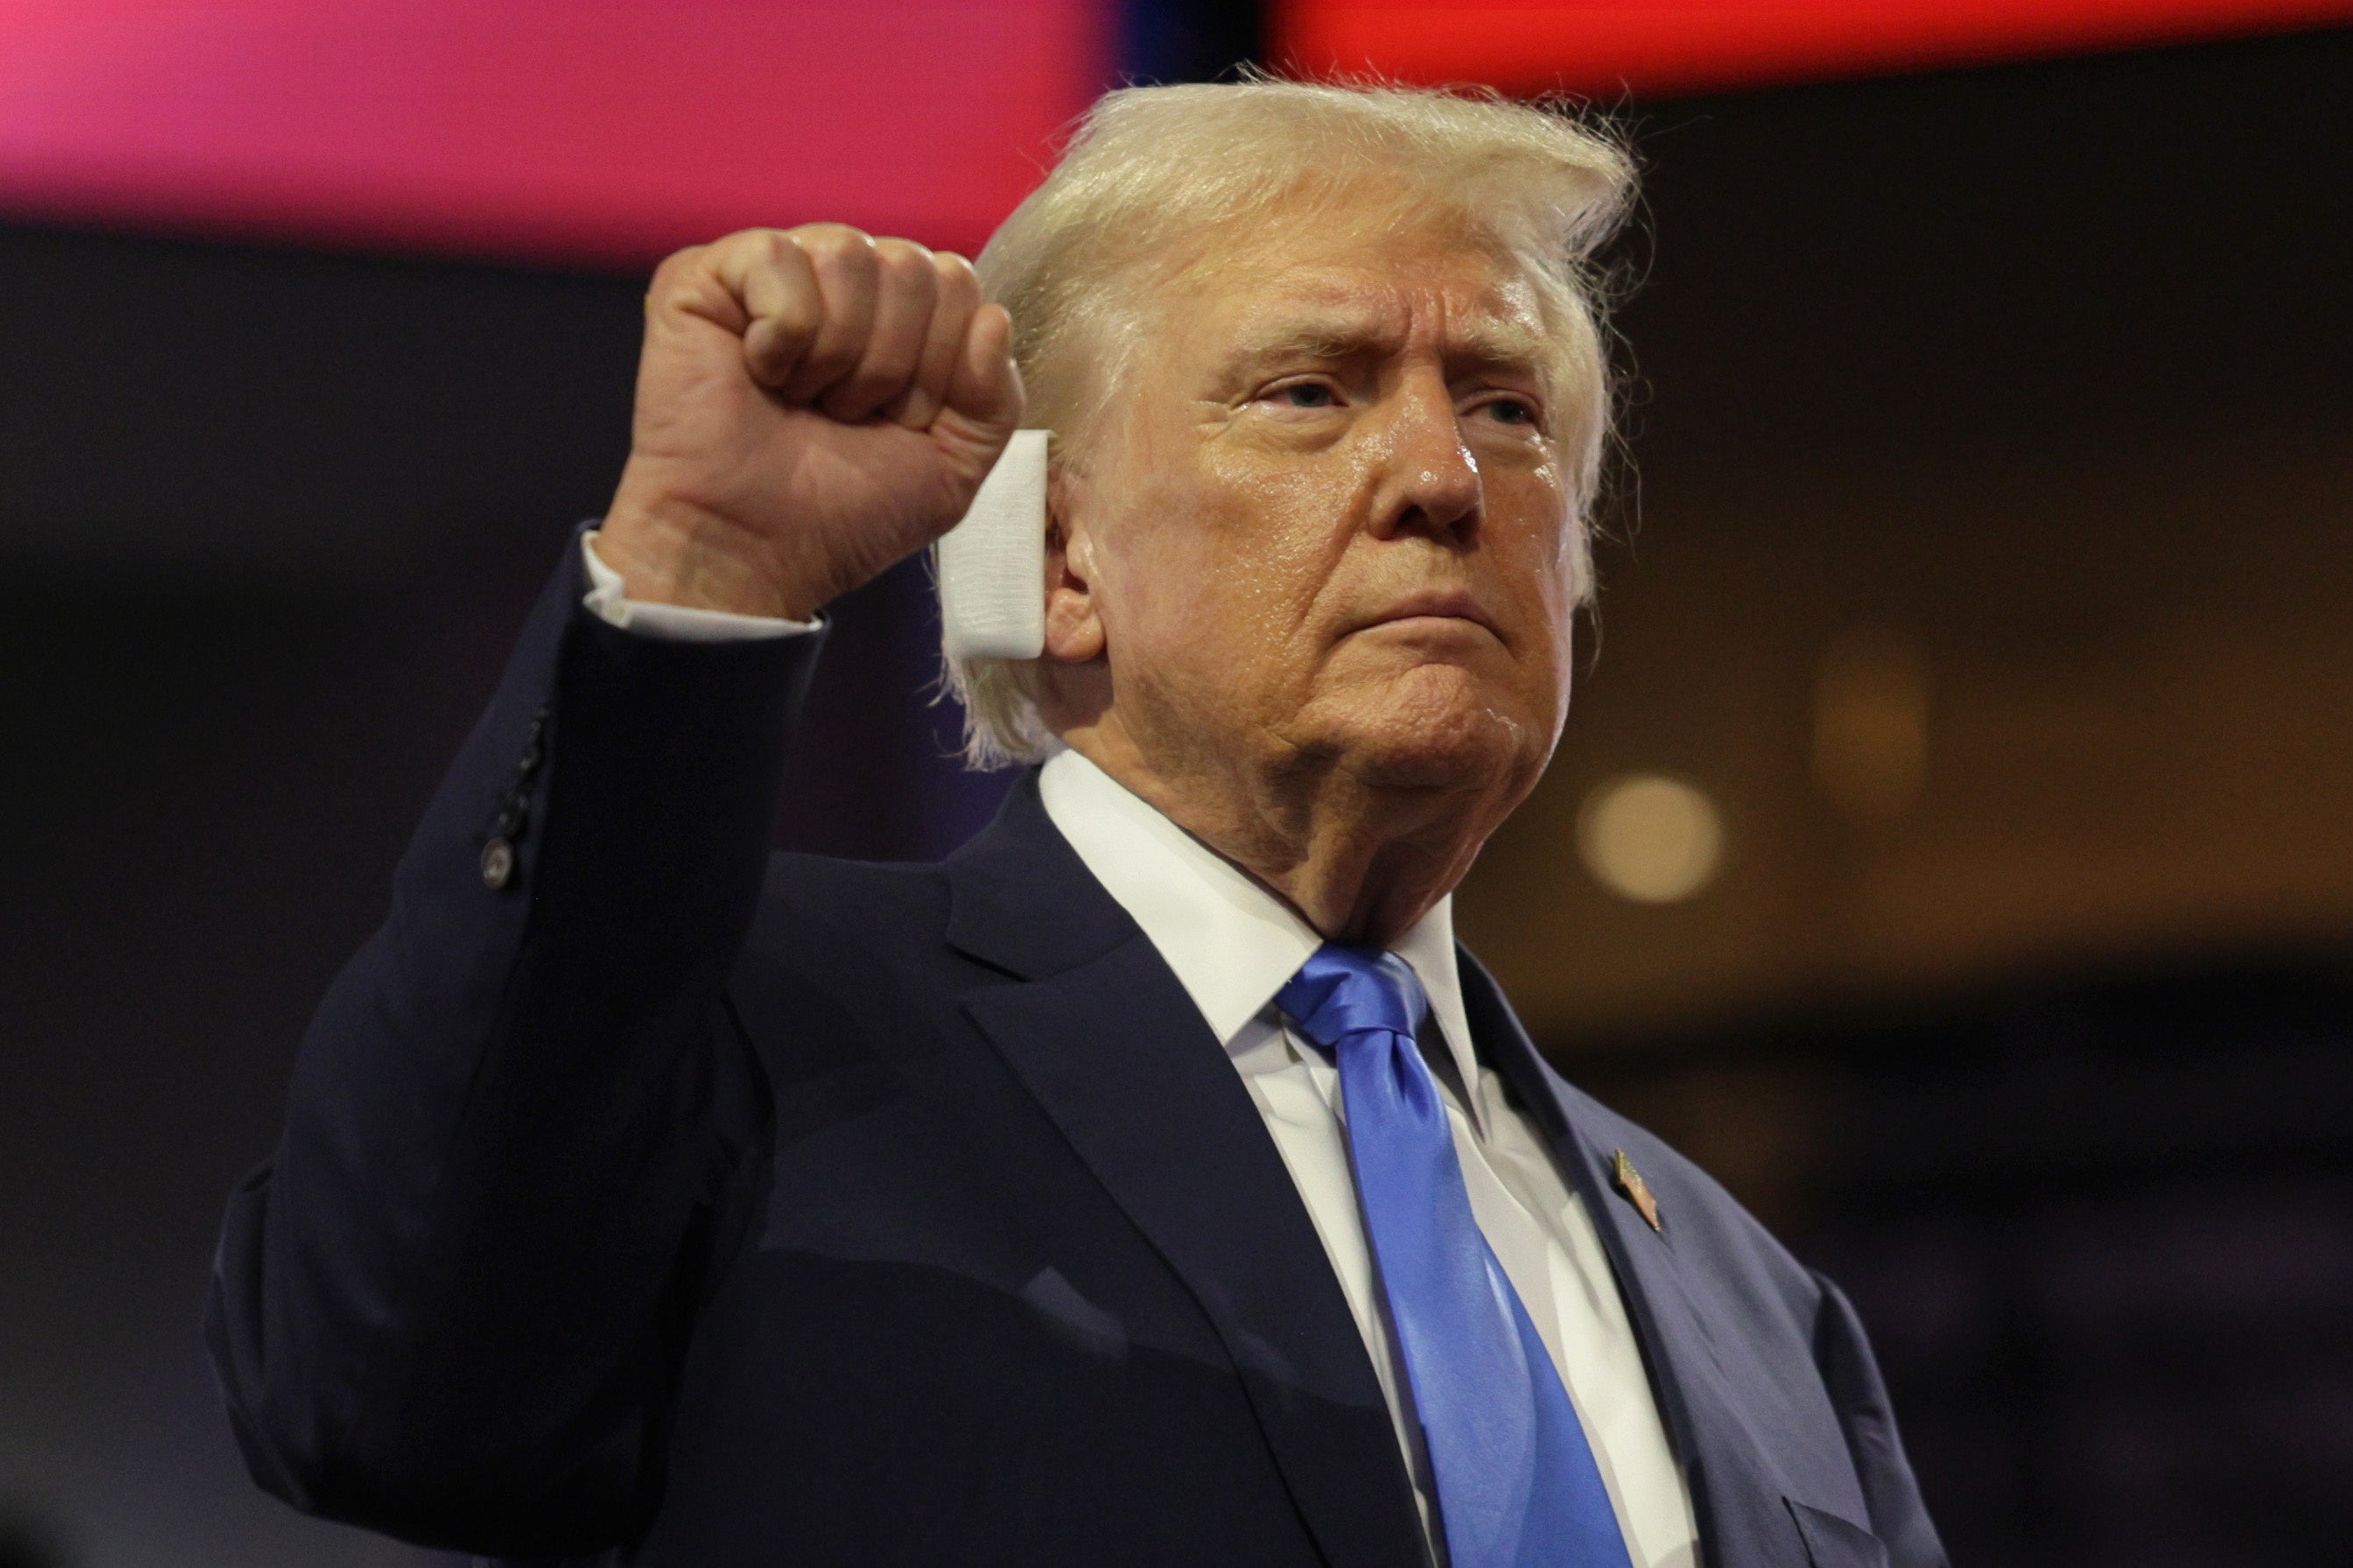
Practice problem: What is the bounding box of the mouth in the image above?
[1356,589,1502,642]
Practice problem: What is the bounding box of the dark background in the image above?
[4,18,2349,1567]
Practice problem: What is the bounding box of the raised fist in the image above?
[595,224,1025,621]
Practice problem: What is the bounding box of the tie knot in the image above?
[1277,944,1430,1050]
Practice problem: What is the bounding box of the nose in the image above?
[1366,370,1481,545]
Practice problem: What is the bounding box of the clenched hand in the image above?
[596,224,1026,621]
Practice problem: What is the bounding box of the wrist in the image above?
[599,472,828,621]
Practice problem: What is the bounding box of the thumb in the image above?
[935,303,1026,455]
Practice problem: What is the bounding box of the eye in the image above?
[1266,381,1337,409]
[1479,395,1539,428]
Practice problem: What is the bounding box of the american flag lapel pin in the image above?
[1613,1149,1662,1232]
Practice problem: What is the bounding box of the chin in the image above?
[1336,670,1540,796]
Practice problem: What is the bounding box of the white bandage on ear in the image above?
[937,428,1049,662]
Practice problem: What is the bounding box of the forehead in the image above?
[1166,207,1549,361]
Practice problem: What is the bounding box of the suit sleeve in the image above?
[1809,1270,1951,1568]
[204,534,824,1556]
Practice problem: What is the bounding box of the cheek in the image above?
[1146,454,1354,634]
[1088,473,1304,704]
[1488,481,1582,688]
[1521,459,1575,568]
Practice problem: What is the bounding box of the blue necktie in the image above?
[1278,946,1635,1568]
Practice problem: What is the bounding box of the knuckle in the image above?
[645,245,703,299]
[792,222,876,266]
[874,246,937,302]
[750,228,800,266]
[874,237,934,272]
[934,259,980,308]
[710,227,785,272]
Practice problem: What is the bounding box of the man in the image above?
[209,80,1944,1568]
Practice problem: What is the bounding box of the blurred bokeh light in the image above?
[1577,773,1727,903]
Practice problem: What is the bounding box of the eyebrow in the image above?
[1219,314,1550,380]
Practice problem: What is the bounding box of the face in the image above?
[1045,202,1587,818]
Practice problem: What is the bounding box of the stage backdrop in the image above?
[1271,0,2353,96]
[0,0,1110,265]
[7,2,2352,273]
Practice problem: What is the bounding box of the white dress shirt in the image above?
[1039,751,1698,1568]
[583,534,1700,1567]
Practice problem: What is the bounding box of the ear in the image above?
[1042,465,1106,664]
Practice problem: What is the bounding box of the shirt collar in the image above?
[1038,749,1482,1106]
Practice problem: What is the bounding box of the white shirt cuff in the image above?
[579,530,821,642]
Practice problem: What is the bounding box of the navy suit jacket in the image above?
[208,542,1946,1568]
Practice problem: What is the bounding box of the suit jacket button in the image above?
[480,837,516,890]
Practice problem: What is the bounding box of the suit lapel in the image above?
[947,776,1426,1568]
[1457,950,1809,1568]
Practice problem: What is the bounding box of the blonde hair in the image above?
[944,74,1635,769]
